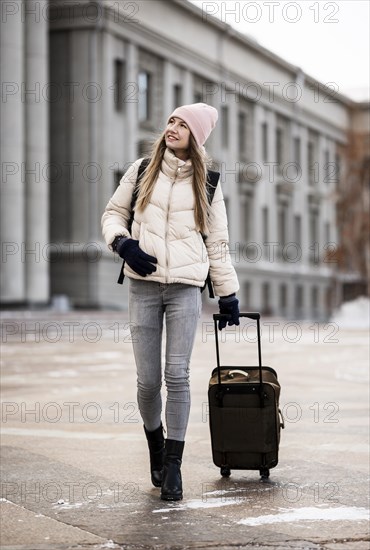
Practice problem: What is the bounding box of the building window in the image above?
[278,204,288,259]
[114,169,124,189]
[194,91,202,103]
[114,59,125,112]
[280,283,287,313]
[137,140,152,158]
[262,282,271,315]
[294,214,301,250]
[285,214,301,263]
[294,136,301,168]
[138,70,151,122]
[311,286,319,316]
[335,153,341,186]
[262,206,269,258]
[295,285,304,318]
[309,209,319,264]
[276,127,283,171]
[324,149,330,184]
[238,111,247,159]
[243,198,251,243]
[308,141,316,185]
[173,84,182,109]
[221,106,229,149]
[325,286,333,315]
[262,122,268,162]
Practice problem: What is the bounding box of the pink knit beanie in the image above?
[168,103,218,147]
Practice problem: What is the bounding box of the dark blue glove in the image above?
[218,294,240,330]
[117,238,157,277]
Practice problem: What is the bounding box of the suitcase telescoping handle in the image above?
[213,312,263,390]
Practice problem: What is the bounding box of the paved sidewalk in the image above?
[1,309,369,549]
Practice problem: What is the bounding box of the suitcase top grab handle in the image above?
[213,312,260,321]
[212,312,263,394]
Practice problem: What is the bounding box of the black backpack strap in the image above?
[202,169,220,298]
[117,264,125,285]
[127,157,150,233]
[204,275,215,299]
[117,158,150,284]
[206,169,220,203]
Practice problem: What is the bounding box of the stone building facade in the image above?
[1,0,49,304]
[1,0,367,319]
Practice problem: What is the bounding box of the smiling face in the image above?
[164,116,191,160]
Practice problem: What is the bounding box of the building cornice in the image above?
[49,0,365,109]
[48,0,356,139]
[173,0,359,108]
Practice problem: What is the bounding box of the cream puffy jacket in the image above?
[101,148,239,297]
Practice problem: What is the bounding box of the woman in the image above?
[101,103,240,501]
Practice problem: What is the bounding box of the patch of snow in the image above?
[319,443,369,453]
[330,297,370,329]
[53,500,84,509]
[48,369,78,378]
[335,364,369,383]
[1,427,143,440]
[153,498,242,512]
[238,506,369,526]
[203,487,272,498]
[101,541,120,549]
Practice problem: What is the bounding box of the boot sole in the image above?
[160,493,183,501]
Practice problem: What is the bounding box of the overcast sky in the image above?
[189,0,369,102]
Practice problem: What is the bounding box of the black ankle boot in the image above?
[160,439,185,501]
[144,424,165,487]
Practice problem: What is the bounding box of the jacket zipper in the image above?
[165,168,180,283]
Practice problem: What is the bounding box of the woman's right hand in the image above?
[117,238,157,277]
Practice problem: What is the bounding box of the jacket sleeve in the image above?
[205,182,240,297]
[101,159,143,250]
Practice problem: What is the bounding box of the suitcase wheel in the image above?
[259,468,270,479]
[220,466,231,477]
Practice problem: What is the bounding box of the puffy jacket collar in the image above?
[161,147,193,180]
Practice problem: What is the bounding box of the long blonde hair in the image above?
[135,133,212,235]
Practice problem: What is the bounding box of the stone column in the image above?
[182,70,193,104]
[86,24,100,304]
[0,0,25,303]
[225,92,239,245]
[25,0,49,303]
[317,133,326,262]
[251,103,263,246]
[163,60,174,114]
[300,126,310,266]
[268,111,278,260]
[126,42,138,161]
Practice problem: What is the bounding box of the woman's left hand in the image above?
[218,294,240,330]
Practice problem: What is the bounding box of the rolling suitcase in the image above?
[208,312,284,479]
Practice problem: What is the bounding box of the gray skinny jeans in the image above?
[128,279,202,441]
